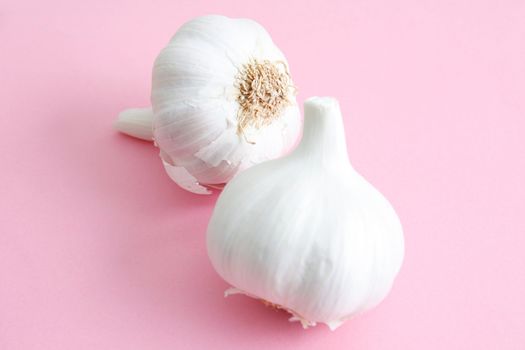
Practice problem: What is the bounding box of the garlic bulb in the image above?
[207,97,404,330]
[115,15,300,194]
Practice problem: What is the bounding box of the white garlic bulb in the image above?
[207,97,404,330]
[115,15,300,194]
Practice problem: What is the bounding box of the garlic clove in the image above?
[114,107,154,141]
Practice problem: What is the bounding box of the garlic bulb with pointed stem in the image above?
[206,97,404,330]
[115,15,300,194]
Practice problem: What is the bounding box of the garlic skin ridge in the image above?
[115,15,301,194]
[206,97,404,330]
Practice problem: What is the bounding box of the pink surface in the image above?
[1,1,524,349]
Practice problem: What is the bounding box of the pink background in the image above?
[1,0,524,349]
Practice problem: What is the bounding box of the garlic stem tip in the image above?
[304,96,340,115]
[114,107,154,141]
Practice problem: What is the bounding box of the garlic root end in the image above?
[223,286,319,329]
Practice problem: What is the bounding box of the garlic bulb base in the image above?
[114,107,154,141]
[224,286,347,330]
[236,59,293,135]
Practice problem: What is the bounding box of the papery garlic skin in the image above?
[207,97,404,330]
[116,15,300,194]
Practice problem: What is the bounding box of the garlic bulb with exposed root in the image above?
[206,97,404,330]
[115,15,300,194]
